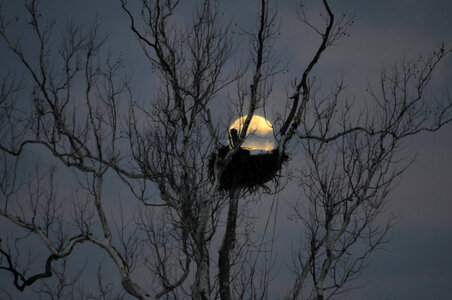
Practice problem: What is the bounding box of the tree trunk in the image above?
[192,245,210,300]
[191,196,212,300]
[218,189,240,300]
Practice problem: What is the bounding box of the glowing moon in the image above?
[229,115,276,151]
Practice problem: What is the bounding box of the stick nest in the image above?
[208,146,289,192]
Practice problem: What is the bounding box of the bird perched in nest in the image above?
[208,127,288,192]
[229,128,239,148]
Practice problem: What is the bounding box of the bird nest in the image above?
[208,145,289,193]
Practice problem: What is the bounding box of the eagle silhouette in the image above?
[229,128,239,148]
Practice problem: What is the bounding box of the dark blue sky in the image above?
[0,1,451,299]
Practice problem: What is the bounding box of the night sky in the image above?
[1,0,451,299]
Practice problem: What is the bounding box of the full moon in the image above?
[229,115,276,152]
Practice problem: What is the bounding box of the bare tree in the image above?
[0,0,450,300]
[282,3,451,299]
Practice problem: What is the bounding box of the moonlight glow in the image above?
[229,115,276,151]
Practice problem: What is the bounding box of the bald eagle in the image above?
[229,128,239,148]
